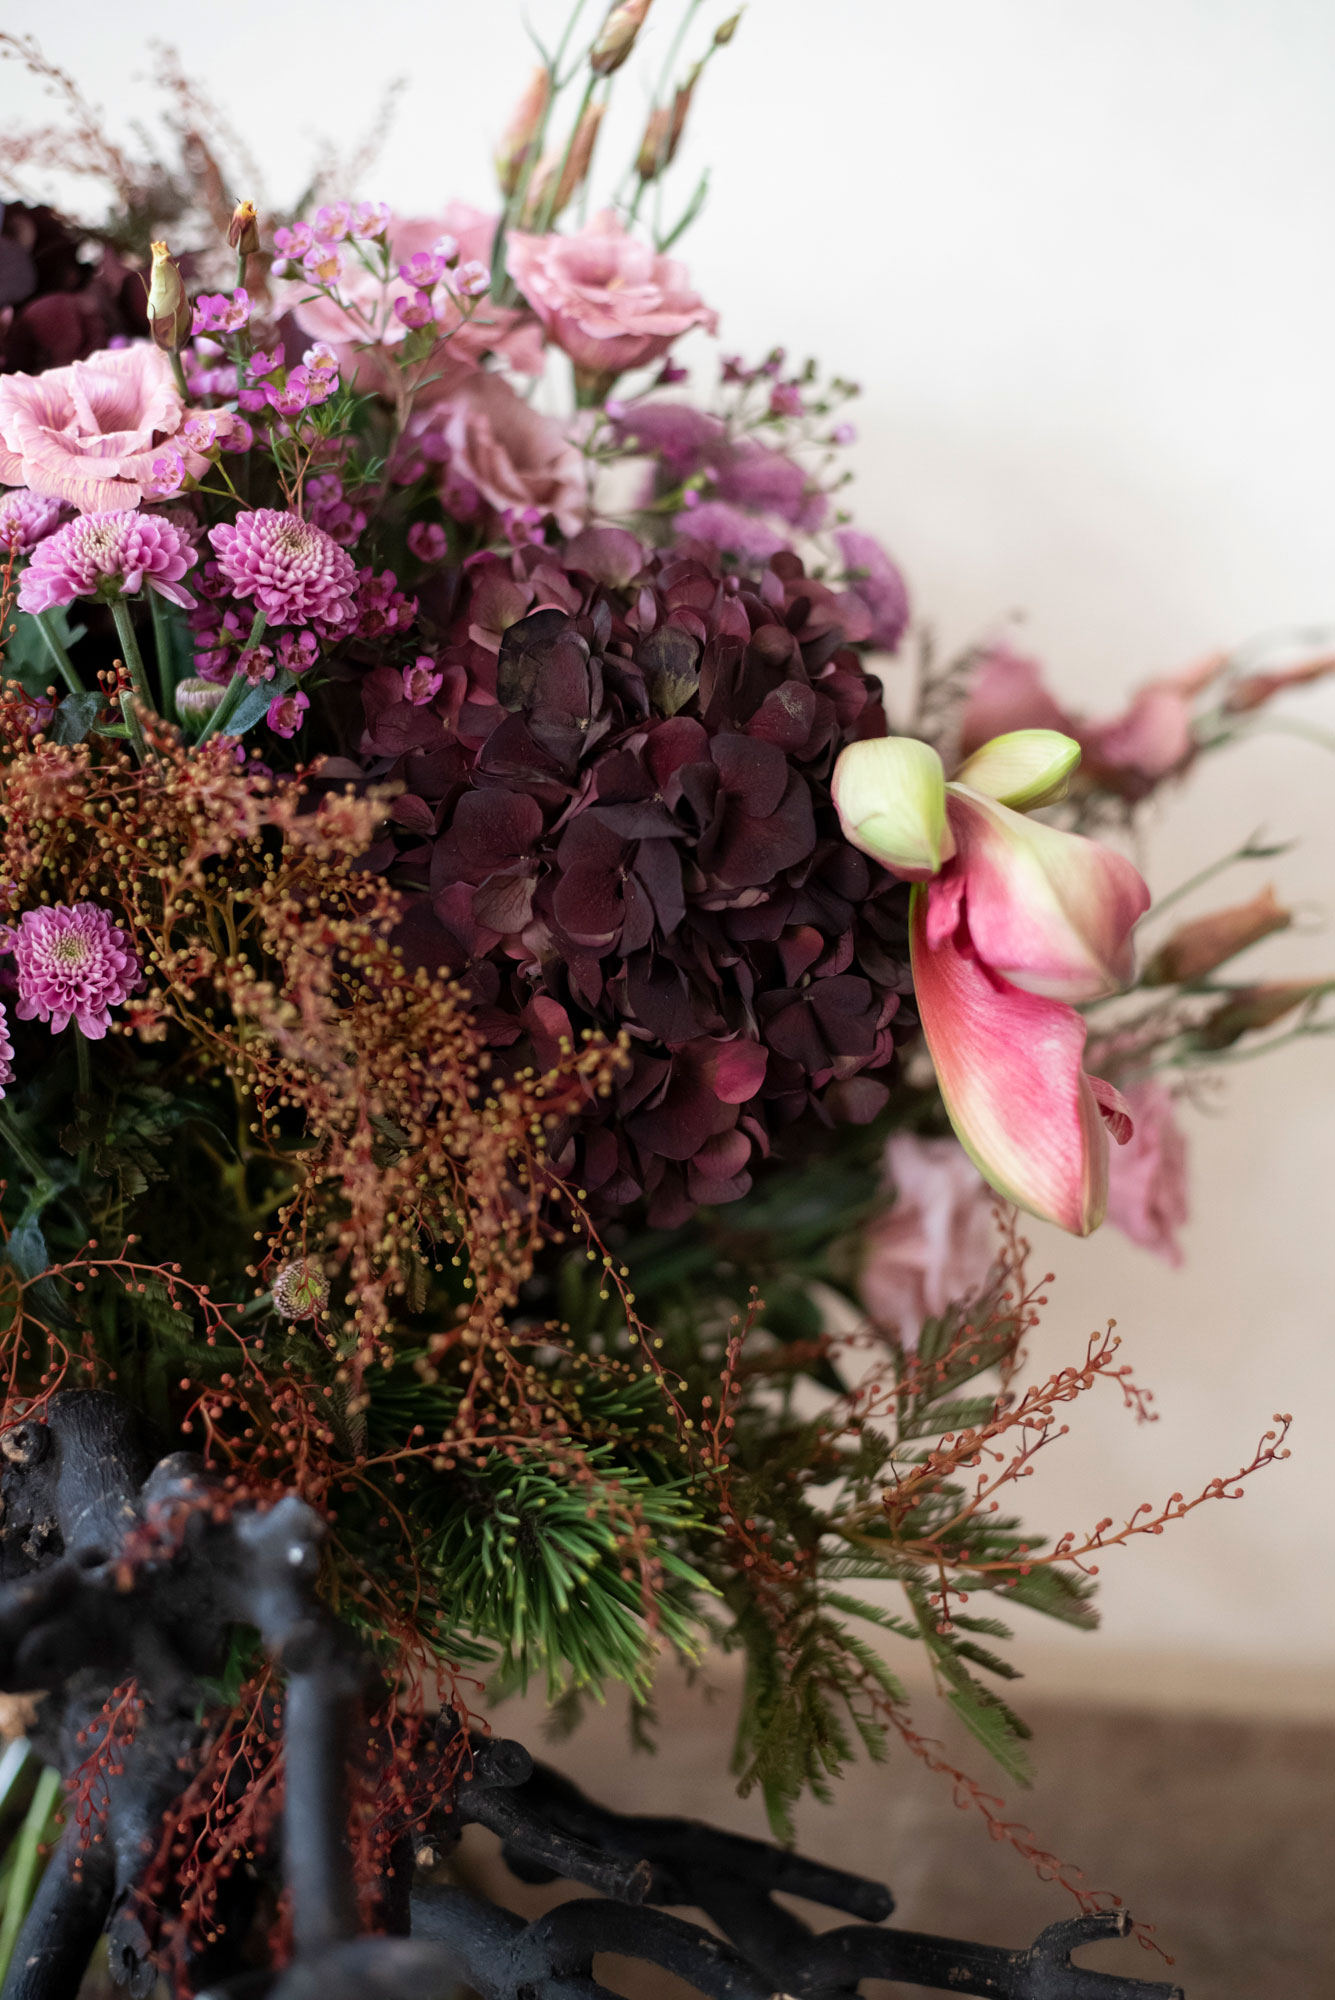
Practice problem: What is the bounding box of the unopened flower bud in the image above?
[227,200,261,258]
[1142,883,1291,987]
[714,10,743,45]
[146,242,192,352]
[174,677,227,735]
[273,1258,329,1322]
[590,0,652,76]
[526,100,606,223]
[1195,979,1332,1050]
[495,67,551,198]
[635,65,700,181]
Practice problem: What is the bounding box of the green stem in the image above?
[533,74,598,238]
[109,599,155,716]
[148,590,175,711]
[33,612,82,696]
[0,1766,63,1987]
[74,1030,91,1187]
[196,611,268,745]
[119,689,150,765]
[168,347,191,400]
[0,1106,47,1188]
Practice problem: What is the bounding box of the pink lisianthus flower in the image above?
[266,688,309,738]
[6,903,140,1038]
[423,373,586,536]
[0,345,234,513]
[0,1001,13,1099]
[1103,1078,1189,1265]
[208,509,359,629]
[834,730,1150,1235]
[859,1134,996,1348]
[506,211,717,385]
[18,511,197,612]
[0,487,65,553]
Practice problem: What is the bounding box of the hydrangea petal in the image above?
[910,883,1108,1235]
[946,788,1149,1002]
[952,728,1080,809]
[832,736,954,880]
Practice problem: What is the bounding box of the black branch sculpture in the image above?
[0,1391,1184,2000]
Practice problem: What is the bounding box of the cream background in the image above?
[3,0,1332,1700]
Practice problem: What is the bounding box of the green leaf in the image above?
[50,690,104,744]
[946,1681,1034,1786]
[228,667,295,738]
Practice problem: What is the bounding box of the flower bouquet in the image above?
[0,11,1327,1998]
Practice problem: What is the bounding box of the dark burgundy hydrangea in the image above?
[350,530,914,1225]
[0,205,149,374]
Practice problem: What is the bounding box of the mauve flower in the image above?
[835,528,910,653]
[859,1134,996,1347]
[209,509,359,629]
[674,499,789,562]
[1104,1079,1189,1265]
[18,510,197,613]
[403,657,443,705]
[266,688,309,738]
[7,902,139,1038]
[0,487,64,553]
[506,211,717,383]
[429,373,586,536]
[0,345,230,513]
[0,1002,12,1099]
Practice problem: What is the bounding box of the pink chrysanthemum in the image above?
[208,509,358,629]
[18,511,197,614]
[0,1002,13,1100]
[0,488,64,555]
[8,903,140,1039]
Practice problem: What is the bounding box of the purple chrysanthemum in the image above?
[8,903,140,1039]
[0,488,64,555]
[18,511,198,615]
[208,508,359,629]
[0,1002,13,1100]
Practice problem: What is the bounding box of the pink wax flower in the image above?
[506,210,717,382]
[430,373,585,536]
[208,509,359,629]
[859,1134,997,1348]
[266,688,309,738]
[7,902,140,1039]
[0,487,64,553]
[275,630,320,675]
[402,657,443,705]
[0,345,228,513]
[0,1001,12,1099]
[1104,1079,1189,1265]
[191,289,251,337]
[18,510,198,613]
[407,521,447,564]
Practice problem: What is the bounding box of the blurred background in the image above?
[3,3,1333,1991]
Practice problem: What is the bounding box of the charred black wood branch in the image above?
[0,1395,1184,2000]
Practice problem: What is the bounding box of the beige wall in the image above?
[7,0,1332,1702]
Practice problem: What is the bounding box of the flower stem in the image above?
[34,611,83,696]
[0,1105,47,1188]
[196,611,268,745]
[148,590,177,711]
[168,348,191,400]
[74,1029,92,1186]
[110,599,155,715]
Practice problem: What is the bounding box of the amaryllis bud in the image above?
[590,0,652,76]
[227,200,261,258]
[1194,979,1331,1050]
[495,67,552,197]
[1142,883,1290,986]
[526,101,606,223]
[175,677,227,736]
[273,1258,329,1321]
[714,10,743,44]
[146,242,192,351]
[635,65,700,181]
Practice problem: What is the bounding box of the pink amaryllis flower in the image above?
[506,210,716,385]
[5,902,140,1038]
[0,345,233,513]
[833,729,1150,1234]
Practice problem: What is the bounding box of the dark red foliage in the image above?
[348,532,914,1225]
[0,203,149,373]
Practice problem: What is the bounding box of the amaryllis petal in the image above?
[953,728,1080,810]
[832,736,955,880]
[946,788,1149,1002]
[910,883,1109,1234]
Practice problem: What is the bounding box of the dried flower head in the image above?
[7,901,140,1038]
[17,510,197,613]
[208,509,359,629]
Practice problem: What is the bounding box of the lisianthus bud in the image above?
[227,200,261,258]
[590,0,652,76]
[146,242,192,352]
[526,101,606,223]
[635,66,699,181]
[495,67,551,197]
[273,1258,329,1321]
[175,677,227,735]
[714,10,743,44]
[1142,883,1291,986]
[1195,979,1331,1050]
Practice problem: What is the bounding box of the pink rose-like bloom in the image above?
[266,689,309,738]
[1104,1079,1189,1265]
[8,903,140,1039]
[507,212,717,381]
[0,1001,12,1099]
[0,487,65,552]
[0,345,232,513]
[858,1134,997,1349]
[430,373,586,535]
[18,511,198,613]
[209,509,359,629]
